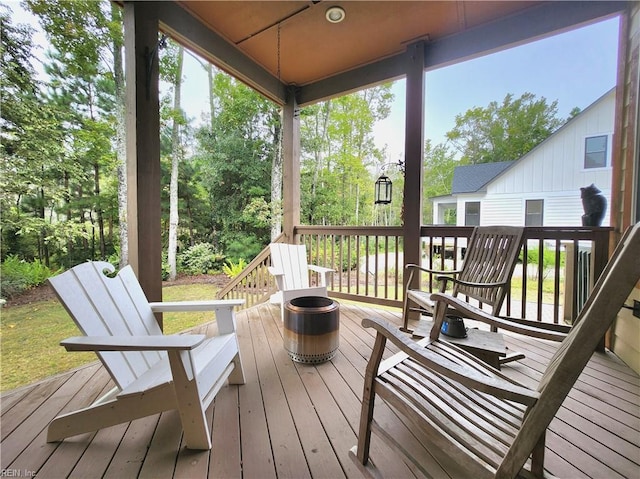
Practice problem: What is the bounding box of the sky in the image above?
[374,16,619,163]
[5,2,620,164]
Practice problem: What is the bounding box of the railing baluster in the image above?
[217,226,610,334]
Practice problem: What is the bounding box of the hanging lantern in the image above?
[374,175,393,204]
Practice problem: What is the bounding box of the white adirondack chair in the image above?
[46,261,245,450]
[268,243,334,319]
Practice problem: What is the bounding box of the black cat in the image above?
[581,184,607,226]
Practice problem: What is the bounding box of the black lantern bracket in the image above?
[145,34,168,100]
[374,160,404,205]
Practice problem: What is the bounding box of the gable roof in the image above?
[451,161,515,194]
[448,87,615,196]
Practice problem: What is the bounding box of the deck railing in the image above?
[216,238,277,309]
[218,225,611,326]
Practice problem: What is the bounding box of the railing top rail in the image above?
[295,225,404,236]
[520,226,612,240]
[296,225,611,241]
[217,234,284,299]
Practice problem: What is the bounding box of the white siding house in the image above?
[431,88,615,227]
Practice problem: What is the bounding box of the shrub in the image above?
[522,247,564,281]
[0,256,56,299]
[222,258,247,278]
[179,243,225,275]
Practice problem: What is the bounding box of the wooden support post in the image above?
[282,87,301,243]
[403,42,425,320]
[124,2,163,322]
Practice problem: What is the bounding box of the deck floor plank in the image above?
[205,386,240,479]
[545,429,626,479]
[316,347,419,478]
[102,415,160,478]
[1,302,638,478]
[260,303,347,479]
[139,409,185,478]
[67,422,130,478]
[236,305,277,479]
[40,376,117,479]
[248,305,310,479]
[2,364,108,470]
[0,374,69,439]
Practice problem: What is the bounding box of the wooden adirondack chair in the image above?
[46,261,245,450]
[268,243,334,318]
[351,223,640,478]
[402,226,525,335]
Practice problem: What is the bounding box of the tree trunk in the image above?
[64,172,73,263]
[207,63,215,129]
[94,162,106,257]
[185,193,195,246]
[112,3,128,268]
[271,109,283,240]
[168,45,184,281]
[37,185,49,266]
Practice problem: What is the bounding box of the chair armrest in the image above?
[435,275,507,289]
[61,334,207,352]
[308,264,334,286]
[307,264,335,274]
[500,316,571,334]
[267,266,283,277]
[362,317,539,405]
[430,292,568,342]
[267,266,286,291]
[405,263,462,276]
[149,299,245,313]
[150,299,243,335]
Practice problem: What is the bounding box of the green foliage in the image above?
[3,1,121,266]
[179,243,224,275]
[222,258,247,278]
[0,256,57,299]
[300,83,395,226]
[522,247,565,281]
[446,92,564,164]
[422,140,461,223]
[223,235,263,264]
[193,72,277,253]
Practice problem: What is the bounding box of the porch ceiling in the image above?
[160,1,628,105]
[176,1,537,86]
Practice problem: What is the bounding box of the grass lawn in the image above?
[0,283,220,392]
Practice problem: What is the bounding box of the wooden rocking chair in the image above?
[402,226,524,335]
[46,261,245,450]
[351,223,639,478]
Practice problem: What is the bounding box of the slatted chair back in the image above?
[453,226,524,314]
[49,261,164,391]
[270,243,312,291]
[499,222,640,477]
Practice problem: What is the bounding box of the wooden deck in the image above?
[1,302,639,478]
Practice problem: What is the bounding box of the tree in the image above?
[24,0,122,266]
[446,92,563,164]
[193,71,278,261]
[422,140,459,224]
[159,41,186,281]
[0,9,67,263]
[300,84,394,226]
[26,0,125,266]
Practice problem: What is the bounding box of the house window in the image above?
[525,199,544,226]
[464,202,480,226]
[584,135,607,169]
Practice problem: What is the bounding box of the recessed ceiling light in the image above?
[325,6,346,24]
